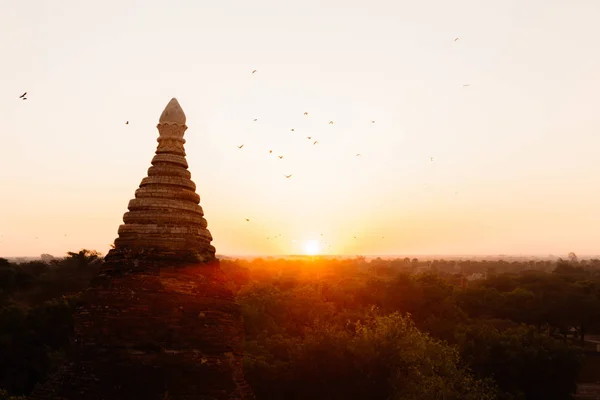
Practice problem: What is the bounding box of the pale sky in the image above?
[2,0,600,257]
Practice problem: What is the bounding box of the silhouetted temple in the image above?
[31,98,255,400]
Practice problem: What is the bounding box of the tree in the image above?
[40,254,55,263]
[456,323,584,400]
[568,252,578,263]
[245,311,497,400]
[65,249,101,268]
[454,286,503,319]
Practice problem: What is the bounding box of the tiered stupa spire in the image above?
[105,98,216,265]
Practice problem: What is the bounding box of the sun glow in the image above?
[304,240,320,255]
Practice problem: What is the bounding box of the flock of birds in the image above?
[13,37,466,250]
[245,51,470,181]
[244,68,380,243]
[235,107,370,180]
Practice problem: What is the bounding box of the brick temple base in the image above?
[31,260,255,400]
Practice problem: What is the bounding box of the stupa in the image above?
[105,97,216,266]
[31,98,255,400]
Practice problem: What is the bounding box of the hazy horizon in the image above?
[4,252,593,262]
[2,0,600,258]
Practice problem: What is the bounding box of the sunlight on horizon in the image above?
[304,240,321,256]
[2,0,600,257]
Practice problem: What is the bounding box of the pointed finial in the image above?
[159,98,186,125]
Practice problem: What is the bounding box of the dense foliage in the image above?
[0,250,101,396]
[1,252,597,399]
[222,256,593,400]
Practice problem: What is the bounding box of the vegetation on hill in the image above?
[1,251,597,399]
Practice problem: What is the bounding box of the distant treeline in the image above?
[1,252,598,399]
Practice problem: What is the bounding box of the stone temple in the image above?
[31,98,255,400]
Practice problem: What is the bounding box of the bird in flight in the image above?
[125,121,129,125]
[304,112,308,116]
[252,70,257,74]
[356,153,362,157]
[269,150,273,153]
[329,121,334,125]
[290,128,295,132]
[372,120,375,123]
[285,174,292,179]
[253,118,258,122]
[19,92,27,99]
[278,155,283,159]
[237,144,244,149]
[454,37,460,42]
[463,84,470,87]
[245,218,250,222]
[313,141,319,145]
[353,236,357,239]
[307,136,312,140]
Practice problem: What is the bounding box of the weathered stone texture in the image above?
[103,97,216,264]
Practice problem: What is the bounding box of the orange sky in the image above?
[1,0,600,257]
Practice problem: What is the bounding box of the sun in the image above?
[304,239,320,255]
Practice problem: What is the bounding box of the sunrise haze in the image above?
[1,0,600,257]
